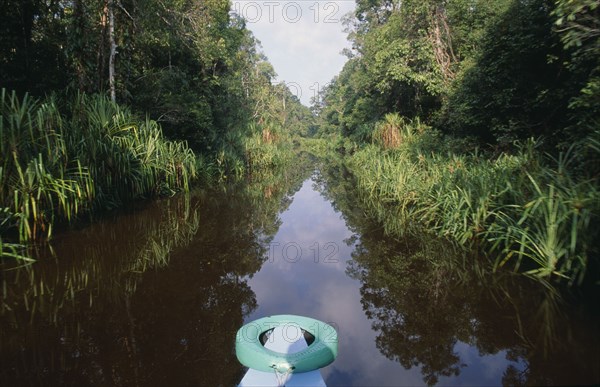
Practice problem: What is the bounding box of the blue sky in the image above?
[232,1,356,106]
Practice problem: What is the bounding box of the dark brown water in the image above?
[1,162,599,386]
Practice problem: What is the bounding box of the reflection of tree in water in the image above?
[0,159,314,386]
[317,158,600,386]
[348,237,475,385]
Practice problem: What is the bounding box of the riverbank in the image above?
[0,90,197,256]
[0,87,300,263]
[299,123,599,288]
[2,154,598,385]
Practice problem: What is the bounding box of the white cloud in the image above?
[232,1,356,105]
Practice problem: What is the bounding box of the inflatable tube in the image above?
[235,315,338,373]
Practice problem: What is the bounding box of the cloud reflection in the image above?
[246,177,424,385]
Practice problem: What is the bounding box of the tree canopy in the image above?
[316,0,599,149]
[0,0,311,155]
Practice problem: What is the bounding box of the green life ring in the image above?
[235,314,338,373]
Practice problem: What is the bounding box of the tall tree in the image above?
[554,0,600,138]
[108,0,116,102]
[441,0,589,146]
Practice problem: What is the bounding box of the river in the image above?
[1,158,598,386]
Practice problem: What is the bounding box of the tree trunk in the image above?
[73,0,87,92]
[108,0,116,102]
[19,0,36,92]
[428,5,456,84]
[98,0,108,92]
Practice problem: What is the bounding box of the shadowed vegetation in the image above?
[346,122,599,285]
[314,0,600,287]
[0,0,310,260]
[0,90,196,248]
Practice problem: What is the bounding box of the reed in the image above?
[488,151,598,285]
[0,237,32,262]
[347,118,599,285]
[0,89,197,251]
[244,127,292,177]
[66,94,196,202]
[372,113,403,149]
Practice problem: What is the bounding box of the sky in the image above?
[231,0,356,106]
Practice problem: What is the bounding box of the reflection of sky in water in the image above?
[245,176,524,386]
[439,342,527,386]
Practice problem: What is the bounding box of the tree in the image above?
[0,0,305,163]
[554,0,600,139]
[441,0,591,146]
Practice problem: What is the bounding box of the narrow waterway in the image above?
[244,174,431,385]
[1,162,599,386]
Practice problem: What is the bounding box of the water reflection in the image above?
[348,230,600,385]
[1,156,598,386]
[245,172,425,386]
[317,160,600,386]
[0,159,314,386]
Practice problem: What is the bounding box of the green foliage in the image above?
[313,0,600,288]
[244,133,291,176]
[0,89,196,246]
[346,120,599,285]
[0,0,306,174]
[441,0,579,145]
[320,0,597,150]
[488,143,599,285]
[1,90,95,241]
[553,0,599,50]
[127,0,254,149]
[293,137,335,157]
[553,0,600,139]
[316,0,513,138]
[0,0,71,94]
[365,10,445,116]
[0,0,309,255]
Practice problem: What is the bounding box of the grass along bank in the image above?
[344,114,599,286]
[0,89,298,262]
[0,90,197,258]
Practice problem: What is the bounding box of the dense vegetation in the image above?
[312,158,598,385]
[315,0,599,286]
[0,154,317,385]
[1,91,196,243]
[0,0,312,255]
[0,0,313,152]
[1,0,598,289]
